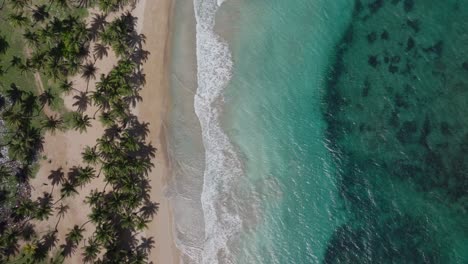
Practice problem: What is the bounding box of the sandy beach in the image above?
[137,0,181,263]
[29,0,180,263]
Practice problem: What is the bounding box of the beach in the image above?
[24,0,468,263]
[138,0,181,262]
[29,0,181,263]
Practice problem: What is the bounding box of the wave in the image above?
[192,0,243,263]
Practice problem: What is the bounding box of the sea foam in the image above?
[193,0,243,263]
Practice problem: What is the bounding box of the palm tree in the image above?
[120,131,140,152]
[82,146,99,165]
[23,242,37,255]
[98,112,115,127]
[8,126,44,163]
[134,215,150,231]
[2,109,25,128]
[41,115,63,135]
[60,181,78,199]
[90,90,109,118]
[82,238,100,263]
[14,199,37,220]
[94,224,113,245]
[85,189,103,206]
[35,192,54,221]
[75,166,96,187]
[1,228,20,258]
[70,113,92,133]
[58,79,78,94]
[87,205,105,223]
[65,225,84,246]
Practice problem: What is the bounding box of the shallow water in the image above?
[170,0,468,263]
[222,0,353,263]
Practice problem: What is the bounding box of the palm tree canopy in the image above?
[82,146,99,164]
[60,181,78,198]
[66,225,84,245]
[82,238,100,263]
[58,79,74,94]
[76,166,96,186]
[70,113,92,133]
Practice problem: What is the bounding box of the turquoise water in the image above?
[222,0,353,263]
[218,0,468,263]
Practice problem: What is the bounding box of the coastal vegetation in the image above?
[0,0,157,263]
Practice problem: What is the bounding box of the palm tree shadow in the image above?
[60,240,77,258]
[103,124,122,140]
[48,167,65,187]
[20,222,36,241]
[34,230,58,261]
[89,13,108,41]
[140,200,159,219]
[130,47,150,65]
[138,236,155,253]
[37,192,52,208]
[67,166,81,185]
[72,92,90,113]
[126,116,150,140]
[93,42,109,61]
[16,165,32,184]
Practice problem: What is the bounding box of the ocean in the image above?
[169,0,468,263]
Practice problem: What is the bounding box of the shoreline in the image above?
[137,0,181,263]
[166,0,207,262]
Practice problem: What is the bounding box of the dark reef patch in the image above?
[322,0,468,263]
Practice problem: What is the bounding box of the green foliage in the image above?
[1,1,158,263]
